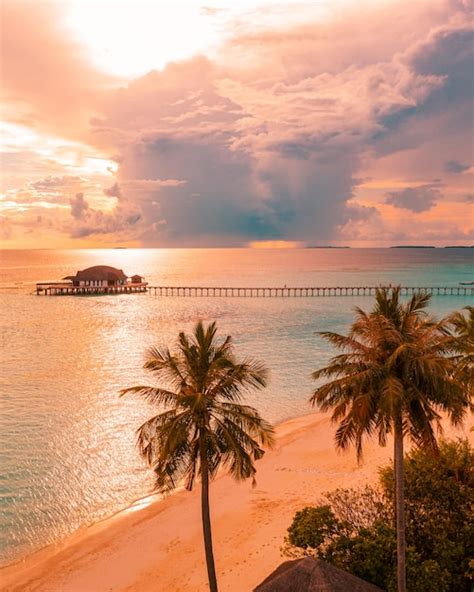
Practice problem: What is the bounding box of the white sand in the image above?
[2,412,472,592]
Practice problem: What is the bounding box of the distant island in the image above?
[390,245,473,249]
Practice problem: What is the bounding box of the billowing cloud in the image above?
[1,0,473,246]
[67,192,141,238]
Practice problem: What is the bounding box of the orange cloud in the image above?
[1,0,473,247]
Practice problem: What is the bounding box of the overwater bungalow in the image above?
[36,265,148,295]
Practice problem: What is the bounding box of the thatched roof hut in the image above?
[64,265,128,284]
[254,557,384,592]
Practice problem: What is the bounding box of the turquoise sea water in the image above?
[0,248,472,565]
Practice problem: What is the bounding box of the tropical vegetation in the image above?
[284,438,474,592]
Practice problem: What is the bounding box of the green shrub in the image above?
[284,439,473,592]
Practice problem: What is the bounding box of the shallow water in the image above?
[0,248,472,565]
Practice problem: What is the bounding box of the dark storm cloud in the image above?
[385,184,443,212]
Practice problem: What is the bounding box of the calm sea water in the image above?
[0,248,472,565]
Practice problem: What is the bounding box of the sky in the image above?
[1,0,473,248]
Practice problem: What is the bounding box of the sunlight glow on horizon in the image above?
[248,240,304,249]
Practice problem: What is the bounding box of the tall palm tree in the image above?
[121,321,274,592]
[310,287,470,592]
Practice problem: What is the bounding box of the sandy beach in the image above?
[2,411,472,592]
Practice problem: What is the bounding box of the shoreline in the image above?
[0,491,163,570]
[0,410,313,571]
[2,411,472,592]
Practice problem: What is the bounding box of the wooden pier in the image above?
[35,282,473,297]
[146,285,473,297]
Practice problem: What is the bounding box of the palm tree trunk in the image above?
[394,416,406,592]
[200,435,219,592]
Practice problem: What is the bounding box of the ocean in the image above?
[0,247,472,566]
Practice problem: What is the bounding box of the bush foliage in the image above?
[284,439,473,592]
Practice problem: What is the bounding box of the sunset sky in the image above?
[1,0,473,248]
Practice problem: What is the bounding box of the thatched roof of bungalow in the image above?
[254,557,384,592]
[63,266,128,282]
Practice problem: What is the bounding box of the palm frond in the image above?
[212,402,275,448]
[207,360,268,401]
[120,385,180,407]
[404,291,431,315]
[144,346,188,387]
[211,416,263,482]
[317,331,368,353]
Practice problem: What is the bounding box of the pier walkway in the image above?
[147,285,473,297]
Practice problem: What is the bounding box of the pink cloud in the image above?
[1,0,473,246]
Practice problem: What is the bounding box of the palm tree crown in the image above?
[122,321,274,493]
[311,287,469,458]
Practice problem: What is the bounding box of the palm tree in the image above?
[447,306,473,396]
[121,321,274,592]
[310,287,470,592]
